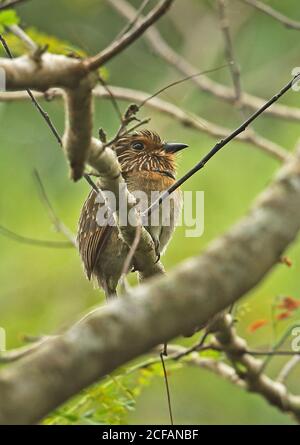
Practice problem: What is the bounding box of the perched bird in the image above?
[77,130,188,299]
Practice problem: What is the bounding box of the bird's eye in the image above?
[132,141,144,150]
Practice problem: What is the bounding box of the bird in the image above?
[77,130,188,299]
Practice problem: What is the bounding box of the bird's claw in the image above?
[155,252,161,264]
[153,239,161,263]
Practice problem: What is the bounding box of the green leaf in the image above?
[0,9,20,33]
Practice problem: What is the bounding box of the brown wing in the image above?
[77,189,113,280]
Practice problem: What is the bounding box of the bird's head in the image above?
[114,130,188,177]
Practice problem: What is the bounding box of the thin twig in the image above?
[0,34,62,146]
[172,331,213,360]
[139,64,230,108]
[33,170,77,247]
[249,350,300,357]
[120,222,142,282]
[126,117,151,133]
[217,0,242,106]
[160,352,174,426]
[0,224,73,248]
[259,323,300,373]
[277,355,300,384]
[83,173,99,193]
[116,0,152,39]
[108,0,300,122]
[145,74,299,218]
[86,0,174,70]
[97,75,123,122]
[24,85,286,162]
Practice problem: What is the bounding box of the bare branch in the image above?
[108,0,300,122]
[240,0,300,30]
[0,224,73,248]
[217,0,242,104]
[33,170,77,247]
[8,24,37,51]
[94,86,288,161]
[210,313,300,422]
[86,0,174,70]
[0,0,29,11]
[116,0,152,39]
[145,75,298,218]
[0,337,54,364]
[0,53,87,91]
[0,86,288,162]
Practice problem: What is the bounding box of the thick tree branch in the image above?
[1,149,300,423]
[0,53,87,91]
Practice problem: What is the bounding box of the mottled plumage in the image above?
[77,130,188,298]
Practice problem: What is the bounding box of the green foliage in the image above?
[0,9,19,33]
[42,362,165,425]
[1,26,85,56]
[0,26,109,80]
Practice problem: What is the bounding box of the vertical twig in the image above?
[160,352,174,425]
[217,0,242,106]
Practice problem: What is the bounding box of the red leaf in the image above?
[248,319,268,333]
[278,296,300,312]
[276,311,292,320]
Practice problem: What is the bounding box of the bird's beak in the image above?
[163,142,189,154]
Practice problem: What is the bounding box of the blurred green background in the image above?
[0,0,299,425]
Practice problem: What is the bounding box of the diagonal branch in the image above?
[0,224,73,248]
[0,85,290,162]
[0,0,29,10]
[33,170,77,247]
[240,0,300,31]
[108,0,300,123]
[145,75,298,217]
[86,0,174,70]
